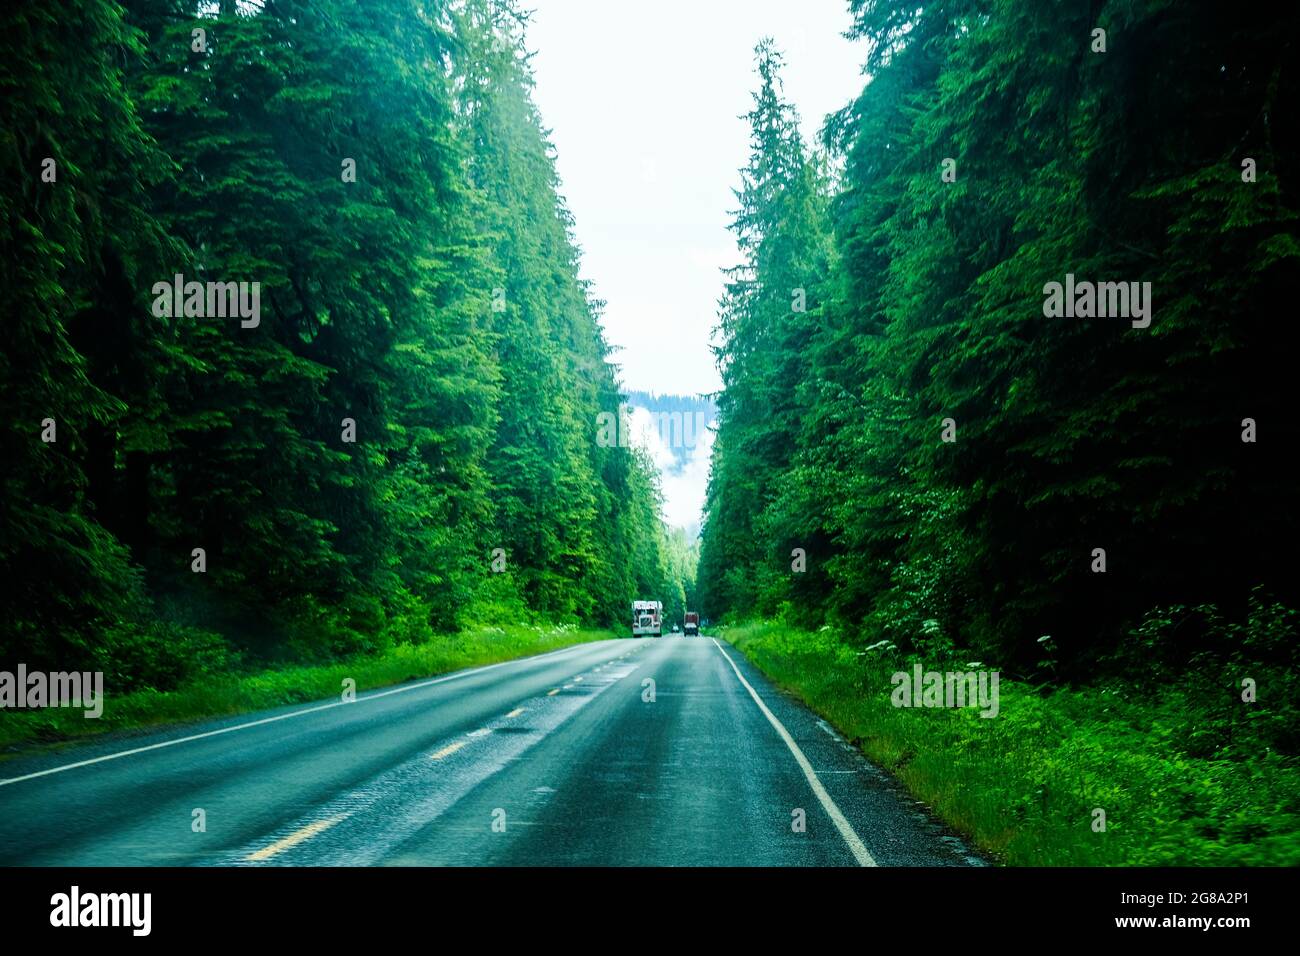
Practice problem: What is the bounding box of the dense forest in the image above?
[700,0,1300,680]
[1,0,688,689]
[2,0,1298,869]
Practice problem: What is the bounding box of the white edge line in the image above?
[0,640,613,788]
[710,638,877,867]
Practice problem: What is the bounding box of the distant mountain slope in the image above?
[623,390,718,418]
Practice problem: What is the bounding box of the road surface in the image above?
[0,636,983,866]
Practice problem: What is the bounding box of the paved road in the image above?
[0,636,982,866]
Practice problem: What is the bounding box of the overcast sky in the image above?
[528,0,865,399]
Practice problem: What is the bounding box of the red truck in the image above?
[683,611,700,636]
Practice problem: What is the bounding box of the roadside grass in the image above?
[0,623,614,756]
[721,620,1300,866]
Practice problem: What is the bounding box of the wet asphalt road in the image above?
[0,636,983,866]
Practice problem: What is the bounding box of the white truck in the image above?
[631,600,663,637]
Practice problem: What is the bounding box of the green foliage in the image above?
[701,3,1300,680]
[703,8,1300,864]
[1,0,180,675]
[1,0,672,688]
[700,39,834,621]
[725,613,1300,866]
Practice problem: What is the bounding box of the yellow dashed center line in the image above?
[246,813,349,862]
[505,708,526,718]
[546,688,559,696]
[430,740,468,760]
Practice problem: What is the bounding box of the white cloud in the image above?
[623,406,714,532]
[660,427,715,532]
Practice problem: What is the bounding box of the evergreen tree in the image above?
[700,41,833,620]
[1,0,677,685]
[700,1,1300,679]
